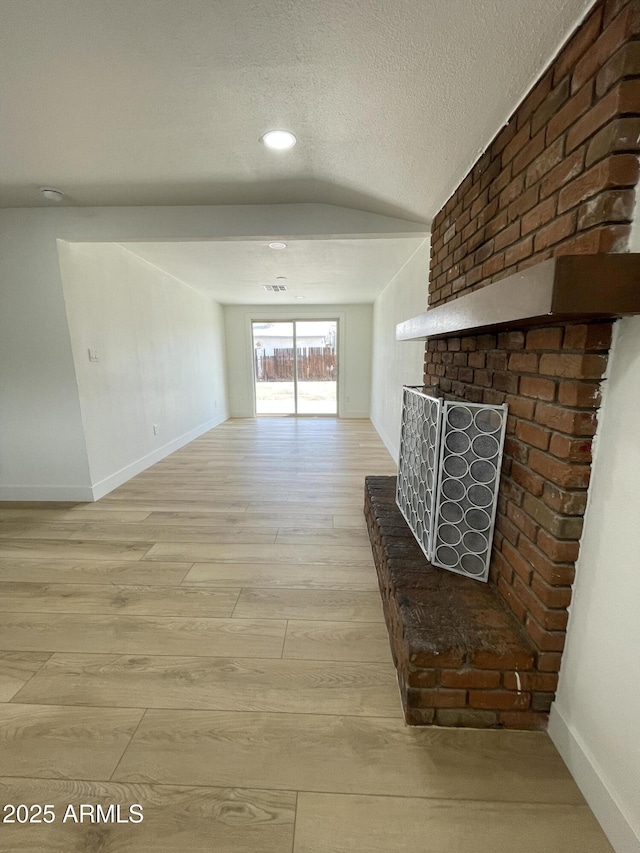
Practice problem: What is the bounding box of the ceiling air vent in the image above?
[262,284,287,292]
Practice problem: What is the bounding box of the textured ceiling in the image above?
[0,0,592,220]
[115,237,428,304]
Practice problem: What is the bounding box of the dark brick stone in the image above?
[364,476,543,731]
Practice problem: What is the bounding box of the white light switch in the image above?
[88,348,99,362]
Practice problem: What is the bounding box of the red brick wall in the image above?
[424,0,640,677]
[429,0,640,306]
[424,323,610,675]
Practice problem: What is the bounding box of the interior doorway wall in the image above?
[252,319,338,416]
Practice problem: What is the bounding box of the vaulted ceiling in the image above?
[1,0,592,221]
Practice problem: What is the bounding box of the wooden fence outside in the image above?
[255,346,336,381]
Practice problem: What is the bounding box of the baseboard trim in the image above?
[228,411,371,419]
[371,415,399,462]
[90,414,228,500]
[0,416,228,503]
[549,704,640,853]
[0,485,95,502]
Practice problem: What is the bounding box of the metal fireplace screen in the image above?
[396,386,508,583]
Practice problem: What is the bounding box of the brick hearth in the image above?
[365,476,549,729]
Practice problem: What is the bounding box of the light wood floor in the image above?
[0,418,612,852]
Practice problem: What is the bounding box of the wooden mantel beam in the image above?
[396,254,640,341]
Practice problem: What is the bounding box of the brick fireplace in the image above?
[366,0,640,729]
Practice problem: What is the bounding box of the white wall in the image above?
[549,315,640,853]
[370,238,430,459]
[0,212,92,499]
[0,205,425,500]
[58,242,228,498]
[224,304,372,418]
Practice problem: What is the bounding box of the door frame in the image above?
[251,317,340,417]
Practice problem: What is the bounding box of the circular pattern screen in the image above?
[432,403,506,580]
[396,389,507,584]
[396,388,442,559]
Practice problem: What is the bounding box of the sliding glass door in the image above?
[252,321,296,414]
[252,320,338,415]
[294,321,337,414]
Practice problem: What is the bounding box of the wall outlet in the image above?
[346,395,351,403]
[153,424,159,435]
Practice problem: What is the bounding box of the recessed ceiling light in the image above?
[296,295,306,300]
[268,241,287,249]
[261,130,297,150]
[41,187,64,201]
[276,276,287,281]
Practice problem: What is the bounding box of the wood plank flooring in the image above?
[0,418,613,852]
